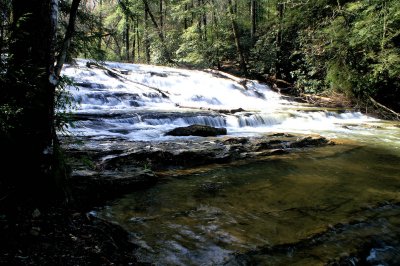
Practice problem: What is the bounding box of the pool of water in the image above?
[97,142,400,265]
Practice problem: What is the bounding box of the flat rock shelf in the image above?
[65,133,331,205]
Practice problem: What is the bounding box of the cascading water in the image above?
[63,60,400,265]
[63,59,397,145]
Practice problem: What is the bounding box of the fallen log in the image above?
[204,69,250,90]
[175,104,246,114]
[86,61,170,98]
[369,96,400,120]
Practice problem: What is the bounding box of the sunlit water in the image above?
[97,143,400,265]
[63,60,400,265]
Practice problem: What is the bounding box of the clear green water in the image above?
[97,126,400,265]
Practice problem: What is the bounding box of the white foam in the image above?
[61,59,400,146]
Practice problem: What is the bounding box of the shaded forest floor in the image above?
[0,207,144,265]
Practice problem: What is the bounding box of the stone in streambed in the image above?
[289,135,331,148]
[165,124,227,137]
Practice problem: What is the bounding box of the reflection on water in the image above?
[98,144,400,265]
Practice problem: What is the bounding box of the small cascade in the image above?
[63,59,386,141]
[236,113,287,127]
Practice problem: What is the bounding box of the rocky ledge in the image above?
[65,133,332,203]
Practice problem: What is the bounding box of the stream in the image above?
[64,60,400,265]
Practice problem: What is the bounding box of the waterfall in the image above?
[63,59,380,141]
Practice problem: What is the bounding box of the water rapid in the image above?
[63,59,399,146]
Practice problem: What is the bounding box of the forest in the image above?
[1,0,400,265]
[65,0,399,110]
[3,1,399,103]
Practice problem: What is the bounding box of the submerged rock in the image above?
[165,124,227,137]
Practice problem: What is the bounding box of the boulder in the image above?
[165,124,227,137]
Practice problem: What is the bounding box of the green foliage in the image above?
[321,0,400,100]
[249,30,277,74]
[176,25,203,64]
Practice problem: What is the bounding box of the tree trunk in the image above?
[275,2,284,78]
[125,14,130,61]
[184,3,188,29]
[250,0,256,43]
[4,0,67,204]
[143,0,171,62]
[144,8,151,63]
[159,0,163,33]
[99,0,103,50]
[227,0,247,75]
[132,18,136,62]
[0,2,8,54]
[197,0,202,37]
[55,0,81,77]
[136,16,140,62]
[191,0,194,25]
[142,0,164,42]
[201,0,207,41]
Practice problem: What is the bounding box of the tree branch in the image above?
[369,96,400,119]
[86,61,170,98]
[142,0,164,42]
[55,0,81,78]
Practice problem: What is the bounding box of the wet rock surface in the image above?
[69,168,158,206]
[64,133,332,203]
[165,124,227,137]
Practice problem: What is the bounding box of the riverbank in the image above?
[0,206,144,265]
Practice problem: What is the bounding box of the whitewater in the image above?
[62,59,399,148]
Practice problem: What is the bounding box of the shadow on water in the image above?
[97,144,400,265]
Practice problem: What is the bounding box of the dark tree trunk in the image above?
[0,1,9,54]
[142,0,164,42]
[143,0,171,62]
[144,9,151,63]
[250,0,256,43]
[132,18,136,62]
[184,4,188,29]
[159,0,163,33]
[227,0,248,75]
[275,2,284,79]
[3,0,66,205]
[99,0,103,50]
[125,14,130,61]
[55,0,81,77]
[191,0,194,25]
[202,0,207,41]
[197,0,202,36]
[136,16,140,62]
